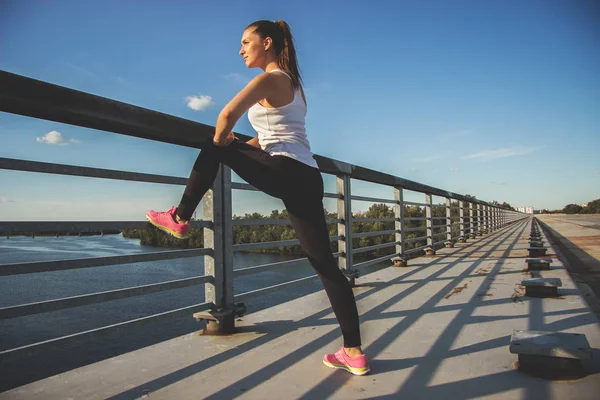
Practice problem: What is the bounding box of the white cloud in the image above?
[186,95,215,111]
[0,196,15,203]
[451,168,460,172]
[462,146,540,161]
[63,61,96,78]
[36,130,80,145]
[417,156,440,162]
[223,73,250,84]
[409,167,419,172]
[491,180,507,185]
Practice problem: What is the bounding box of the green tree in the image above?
[582,198,600,214]
[563,204,583,214]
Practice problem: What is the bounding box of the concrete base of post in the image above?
[425,247,436,256]
[194,303,246,335]
[457,236,466,243]
[528,248,548,257]
[444,241,454,248]
[391,256,407,267]
[477,231,483,236]
[469,233,477,239]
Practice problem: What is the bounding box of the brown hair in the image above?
[246,20,304,93]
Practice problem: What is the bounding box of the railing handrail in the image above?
[1,70,497,206]
[0,69,527,359]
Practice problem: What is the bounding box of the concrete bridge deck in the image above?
[2,218,600,400]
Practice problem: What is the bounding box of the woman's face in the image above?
[239,29,271,68]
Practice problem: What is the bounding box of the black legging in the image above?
[176,138,361,348]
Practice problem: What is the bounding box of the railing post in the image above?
[394,186,405,262]
[425,193,434,254]
[494,207,498,230]
[337,174,354,285]
[469,202,475,239]
[483,205,488,233]
[476,203,483,236]
[199,165,235,333]
[445,197,452,245]
[459,200,466,242]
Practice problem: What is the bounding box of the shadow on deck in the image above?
[2,219,600,399]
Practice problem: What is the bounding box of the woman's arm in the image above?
[213,73,276,146]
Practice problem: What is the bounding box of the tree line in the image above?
[540,198,600,215]
[123,201,488,259]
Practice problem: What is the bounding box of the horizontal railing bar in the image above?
[233,252,342,277]
[433,239,447,246]
[232,218,340,226]
[404,217,426,221]
[231,182,340,200]
[0,157,187,185]
[352,241,399,254]
[0,275,213,320]
[353,229,397,238]
[231,182,259,191]
[405,236,427,243]
[432,217,448,220]
[0,302,213,357]
[0,220,211,235]
[232,219,289,226]
[0,71,500,207]
[353,217,397,223]
[403,201,426,207]
[234,258,307,277]
[432,232,448,237]
[404,226,426,232]
[405,244,430,255]
[354,253,399,269]
[233,239,299,252]
[350,195,396,204]
[232,236,340,252]
[234,275,319,303]
[0,248,212,276]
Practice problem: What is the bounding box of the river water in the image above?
[0,234,387,389]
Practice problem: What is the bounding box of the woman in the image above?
[146,20,369,376]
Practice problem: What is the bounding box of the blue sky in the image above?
[1,0,598,221]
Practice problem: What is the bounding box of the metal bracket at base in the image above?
[343,268,360,280]
[193,302,246,323]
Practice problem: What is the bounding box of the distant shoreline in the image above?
[3,231,121,238]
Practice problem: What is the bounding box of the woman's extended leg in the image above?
[284,197,362,348]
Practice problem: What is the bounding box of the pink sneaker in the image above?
[323,347,370,376]
[146,206,189,239]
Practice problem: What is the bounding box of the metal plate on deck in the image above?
[510,330,592,360]
[521,278,562,287]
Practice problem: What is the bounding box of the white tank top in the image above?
[247,69,318,168]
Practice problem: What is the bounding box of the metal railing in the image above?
[0,70,527,355]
